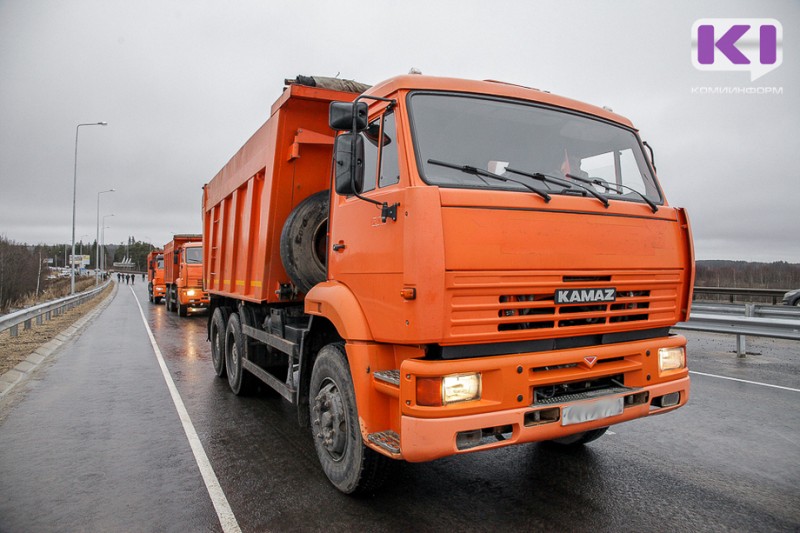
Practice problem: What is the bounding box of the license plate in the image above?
[561,396,624,426]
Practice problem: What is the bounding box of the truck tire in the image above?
[309,343,390,494]
[280,190,329,294]
[225,313,255,395]
[210,307,229,378]
[548,427,608,446]
[178,300,188,317]
[148,283,154,303]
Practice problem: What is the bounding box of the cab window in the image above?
[359,111,400,193]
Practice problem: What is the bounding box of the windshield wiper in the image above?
[428,159,551,202]
[504,167,609,208]
[566,174,658,213]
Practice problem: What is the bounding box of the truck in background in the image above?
[202,74,694,494]
[163,234,209,317]
[146,249,166,304]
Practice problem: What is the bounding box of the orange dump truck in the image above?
[163,234,209,316]
[146,249,166,304]
[202,74,694,494]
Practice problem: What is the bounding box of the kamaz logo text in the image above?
[692,18,783,81]
[555,288,617,305]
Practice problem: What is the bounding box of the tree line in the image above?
[0,236,48,311]
[694,260,800,289]
[0,235,157,313]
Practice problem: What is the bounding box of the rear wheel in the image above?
[210,308,229,378]
[225,313,255,395]
[309,343,390,494]
[548,427,608,446]
[280,190,329,294]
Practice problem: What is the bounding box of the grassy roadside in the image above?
[0,282,115,375]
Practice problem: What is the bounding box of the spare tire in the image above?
[280,190,329,294]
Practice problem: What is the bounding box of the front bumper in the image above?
[179,289,209,308]
[399,377,689,462]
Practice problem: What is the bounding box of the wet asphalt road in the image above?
[1,281,798,532]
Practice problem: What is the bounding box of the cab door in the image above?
[328,110,406,341]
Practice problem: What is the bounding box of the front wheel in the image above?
[309,343,390,494]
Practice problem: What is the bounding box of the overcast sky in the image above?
[1,0,798,262]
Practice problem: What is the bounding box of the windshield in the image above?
[156,255,164,269]
[185,247,202,264]
[408,93,662,205]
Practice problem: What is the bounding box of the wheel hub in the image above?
[312,380,347,460]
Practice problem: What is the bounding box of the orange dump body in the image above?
[202,83,355,302]
[203,75,694,465]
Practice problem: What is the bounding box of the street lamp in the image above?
[101,214,114,273]
[71,121,108,294]
[96,188,115,284]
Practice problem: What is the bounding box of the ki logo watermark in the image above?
[691,18,783,83]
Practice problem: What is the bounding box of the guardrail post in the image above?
[736,304,755,357]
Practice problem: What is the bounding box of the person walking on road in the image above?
[131,274,135,285]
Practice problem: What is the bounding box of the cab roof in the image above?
[365,75,636,130]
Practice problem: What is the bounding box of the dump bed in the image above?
[164,234,201,284]
[202,83,357,303]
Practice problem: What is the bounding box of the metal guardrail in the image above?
[676,313,800,341]
[691,302,800,320]
[675,301,800,356]
[0,281,111,338]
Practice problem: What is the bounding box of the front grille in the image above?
[446,270,682,342]
[497,290,651,330]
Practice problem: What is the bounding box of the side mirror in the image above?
[329,101,368,131]
[173,252,178,265]
[334,133,364,195]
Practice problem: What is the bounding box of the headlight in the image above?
[416,372,482,406]
[658,347,686,373]
[186,289,196,296]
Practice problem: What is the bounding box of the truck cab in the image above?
[147,249,165,304]
[164,236,209,317]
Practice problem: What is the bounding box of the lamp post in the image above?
[71,121,108,294]
[96,188,115,284]
[101,214,114,273]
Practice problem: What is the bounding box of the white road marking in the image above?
[131,288,242,533]
[690,370,800,393]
